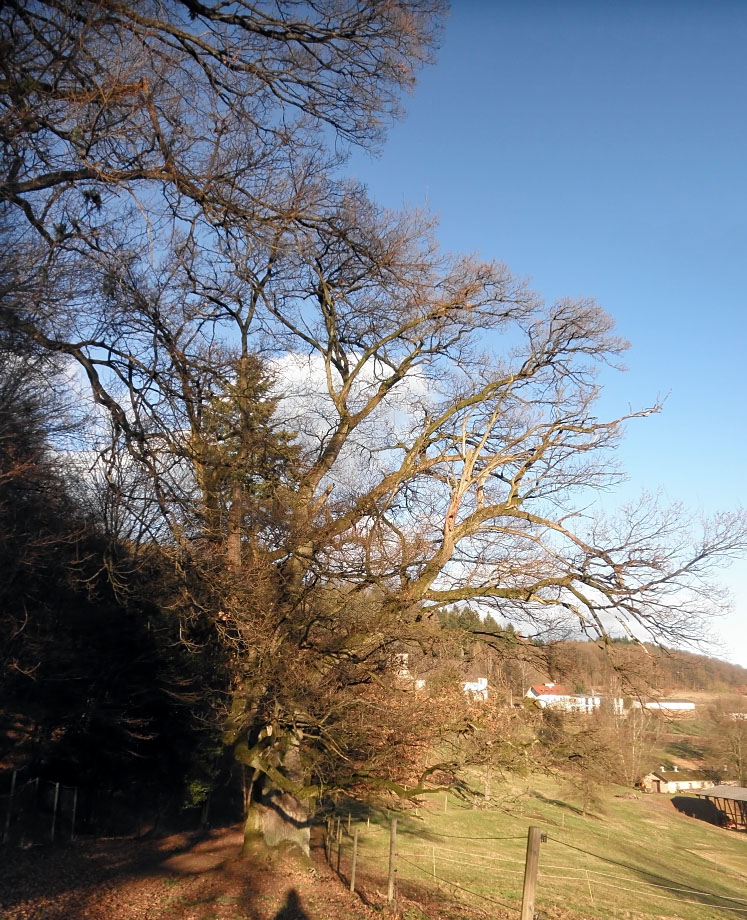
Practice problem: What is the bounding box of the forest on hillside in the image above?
[546,640,747,694]
[437,608,747,697]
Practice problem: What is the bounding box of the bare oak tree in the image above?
[3,0,746,851]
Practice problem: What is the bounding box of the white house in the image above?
[526,683,579,709]
[394,654,488,698]
[462,677,489,701]
[525,683,623,714]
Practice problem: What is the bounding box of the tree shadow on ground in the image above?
[0,825,319,920]
[0,827,212,913]
[530,790,585,817]
[665,740,705,760]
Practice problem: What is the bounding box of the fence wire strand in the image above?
[396,852,521,915]
[427,831,526,841]
[581,867,747,904]
[403,842,527,865]
[354,825,746,918]
[548,835,747,907]
[399,849,527,876]
[582,878,747,914]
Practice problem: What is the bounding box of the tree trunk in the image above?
[243,791,310,856]
[227,480,243,570]
[241,741,311,856]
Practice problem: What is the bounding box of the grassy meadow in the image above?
[332,774,747,920]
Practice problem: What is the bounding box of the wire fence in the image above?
[1,775,81,846]
[5,771,745,918]
[1,771,208,846]
[324,810,747,920]
[397,850,521,914]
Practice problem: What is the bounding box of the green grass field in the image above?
[332,775,747,919]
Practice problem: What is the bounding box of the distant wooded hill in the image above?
[437,608,747,696]
[540,639,747,695]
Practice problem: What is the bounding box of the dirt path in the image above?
[0,826,384,920]
[0,824,593,919]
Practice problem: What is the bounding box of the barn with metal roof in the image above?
[695,785,747,829]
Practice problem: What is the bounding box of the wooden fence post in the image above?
[3,770,17,844]
[336,821,342,873]
[50,782,60,843]
[387,817,397,907]
[200,793,210,830]
[520,826,543,920]
[70,787,78,842]
[585,869,595,908]
[349,828,359,892]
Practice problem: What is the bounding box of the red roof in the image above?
[530,684,569,696]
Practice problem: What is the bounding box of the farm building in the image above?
[525,683,623,714]
[461,677,489,701]
[526,683,589,709]
[696,785,747,829]
[639,767,711,794]
[631,699,695,712]
[394,655,487,698]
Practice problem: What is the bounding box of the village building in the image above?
[631,699,695,712]
[526,682,583,709]
[525,682,623,714]
[394,653,485,698]
[461,676,489,701]
[639,766,712,794]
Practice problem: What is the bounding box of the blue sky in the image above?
[348,1,747,666]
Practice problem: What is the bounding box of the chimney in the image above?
[546,682,555,689]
